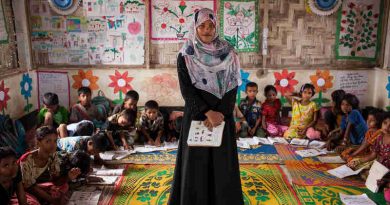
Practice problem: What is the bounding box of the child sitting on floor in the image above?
[111,90,139,115]
[166,111,183,142]
[326,93,367,152]
[58,120,94,138]
[239,82,266,138]
[283,83,321,140]
[59,151,92,182]
[0,147,28,205]
[348,111,390,202]
[57,132,108,164]
[19,126,81,205]
[139,100,165,146]
[104,109,137,150]
[38,92,69,128]
[261,85,288,137]
[69,87,104,125]
[324,89,346,139]
[341,108,383,162]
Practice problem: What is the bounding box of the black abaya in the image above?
[168,53,243,205]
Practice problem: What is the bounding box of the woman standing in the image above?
[169,8,243,205]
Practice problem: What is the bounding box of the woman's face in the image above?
[196,20,215,44]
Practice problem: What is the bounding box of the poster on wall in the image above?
[220,0,259,52]
[30,0,145,65]
[334,71,368,103]
[150,0,215,43]
[37,71,70,109]
[0,0,8,44]
[335,0,383,61]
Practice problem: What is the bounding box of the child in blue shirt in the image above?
[326,93,367,151]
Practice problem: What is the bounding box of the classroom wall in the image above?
[0,72,38,119]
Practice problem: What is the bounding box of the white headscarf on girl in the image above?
[180,8,241,99]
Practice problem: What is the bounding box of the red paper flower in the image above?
[342,10,347,15]
[273,69,298,96]
[109,70,133,94]
[0,80,10,111]
[179,0,186,7]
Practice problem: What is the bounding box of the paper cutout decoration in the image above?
[274,69,299,106]
[72,70,99,90]
[20,73,33,113]
[237,69,250,105]
[151,0,215,42]
[220,0,259,52]
[48,0,81,15]
[336,0,383,60]
[0,80,10,114]
[310,69,333,107]
[307,0,342,16]
[108,70,134,105]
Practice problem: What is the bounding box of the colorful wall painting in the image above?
[274,69,299,106]
[108,70,134,104]
[309,69,333,107]
[72,70,99,91]
[20,73,33,113]
[0,80,10,114]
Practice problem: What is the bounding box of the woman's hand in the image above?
[205,110,224,127]
[204,119,213,131]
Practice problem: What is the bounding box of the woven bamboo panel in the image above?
[150,0,377,68]
[0,0,18,70]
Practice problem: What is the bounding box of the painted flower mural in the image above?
[310,69,333,107]
[237,69,250,104]
[273,69,298,106]
[72,70,99,90]
[141,73,180,105]
[109,70,134,104]
[0,80,10,114]
[20,73,33,113]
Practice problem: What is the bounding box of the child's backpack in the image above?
[91,90,112,120]
[0,115,26,156]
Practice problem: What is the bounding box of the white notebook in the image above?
[365,160,390,193]
[187,121,225,147]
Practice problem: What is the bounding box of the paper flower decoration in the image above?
[0,80,10,114]
[274,69,298,106]
[310,69,333,107]
[274,69,298,95]
[310,69,333,93]
[237,69,250,104]
[109,70,134,104]
[20,73,33,113]
[72,70,99,90]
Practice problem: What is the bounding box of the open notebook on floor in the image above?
[86,175,119,185]
[68,190,102,205]
[187,121,225,147]
[365,160,390,193]
[339,193,376,205]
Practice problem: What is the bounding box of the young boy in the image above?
[239,82,266,138]
[139,100,165,146]
[58,120,94,138]
[103,109,137,150]
[38,92,69,127]
[69,87,104,124]
[111,90,139,115]
[0,147,28,205]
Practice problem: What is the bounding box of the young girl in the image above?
[0,147,29,205]
[283,83,321,139]
[19,126,81,205]
[348,111,390,204]
[261,85,288,137]
[326,94,367,152]
[342,109,382,162]
[324,89,345,138]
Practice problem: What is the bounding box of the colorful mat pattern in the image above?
[293,184,386,205]
[108,164,300,205]
[117,145,283,164]
[275,144,304,161]
[285,159,365,187]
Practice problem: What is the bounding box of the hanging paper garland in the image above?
[308,0,342,16]
[48,0,81,15]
